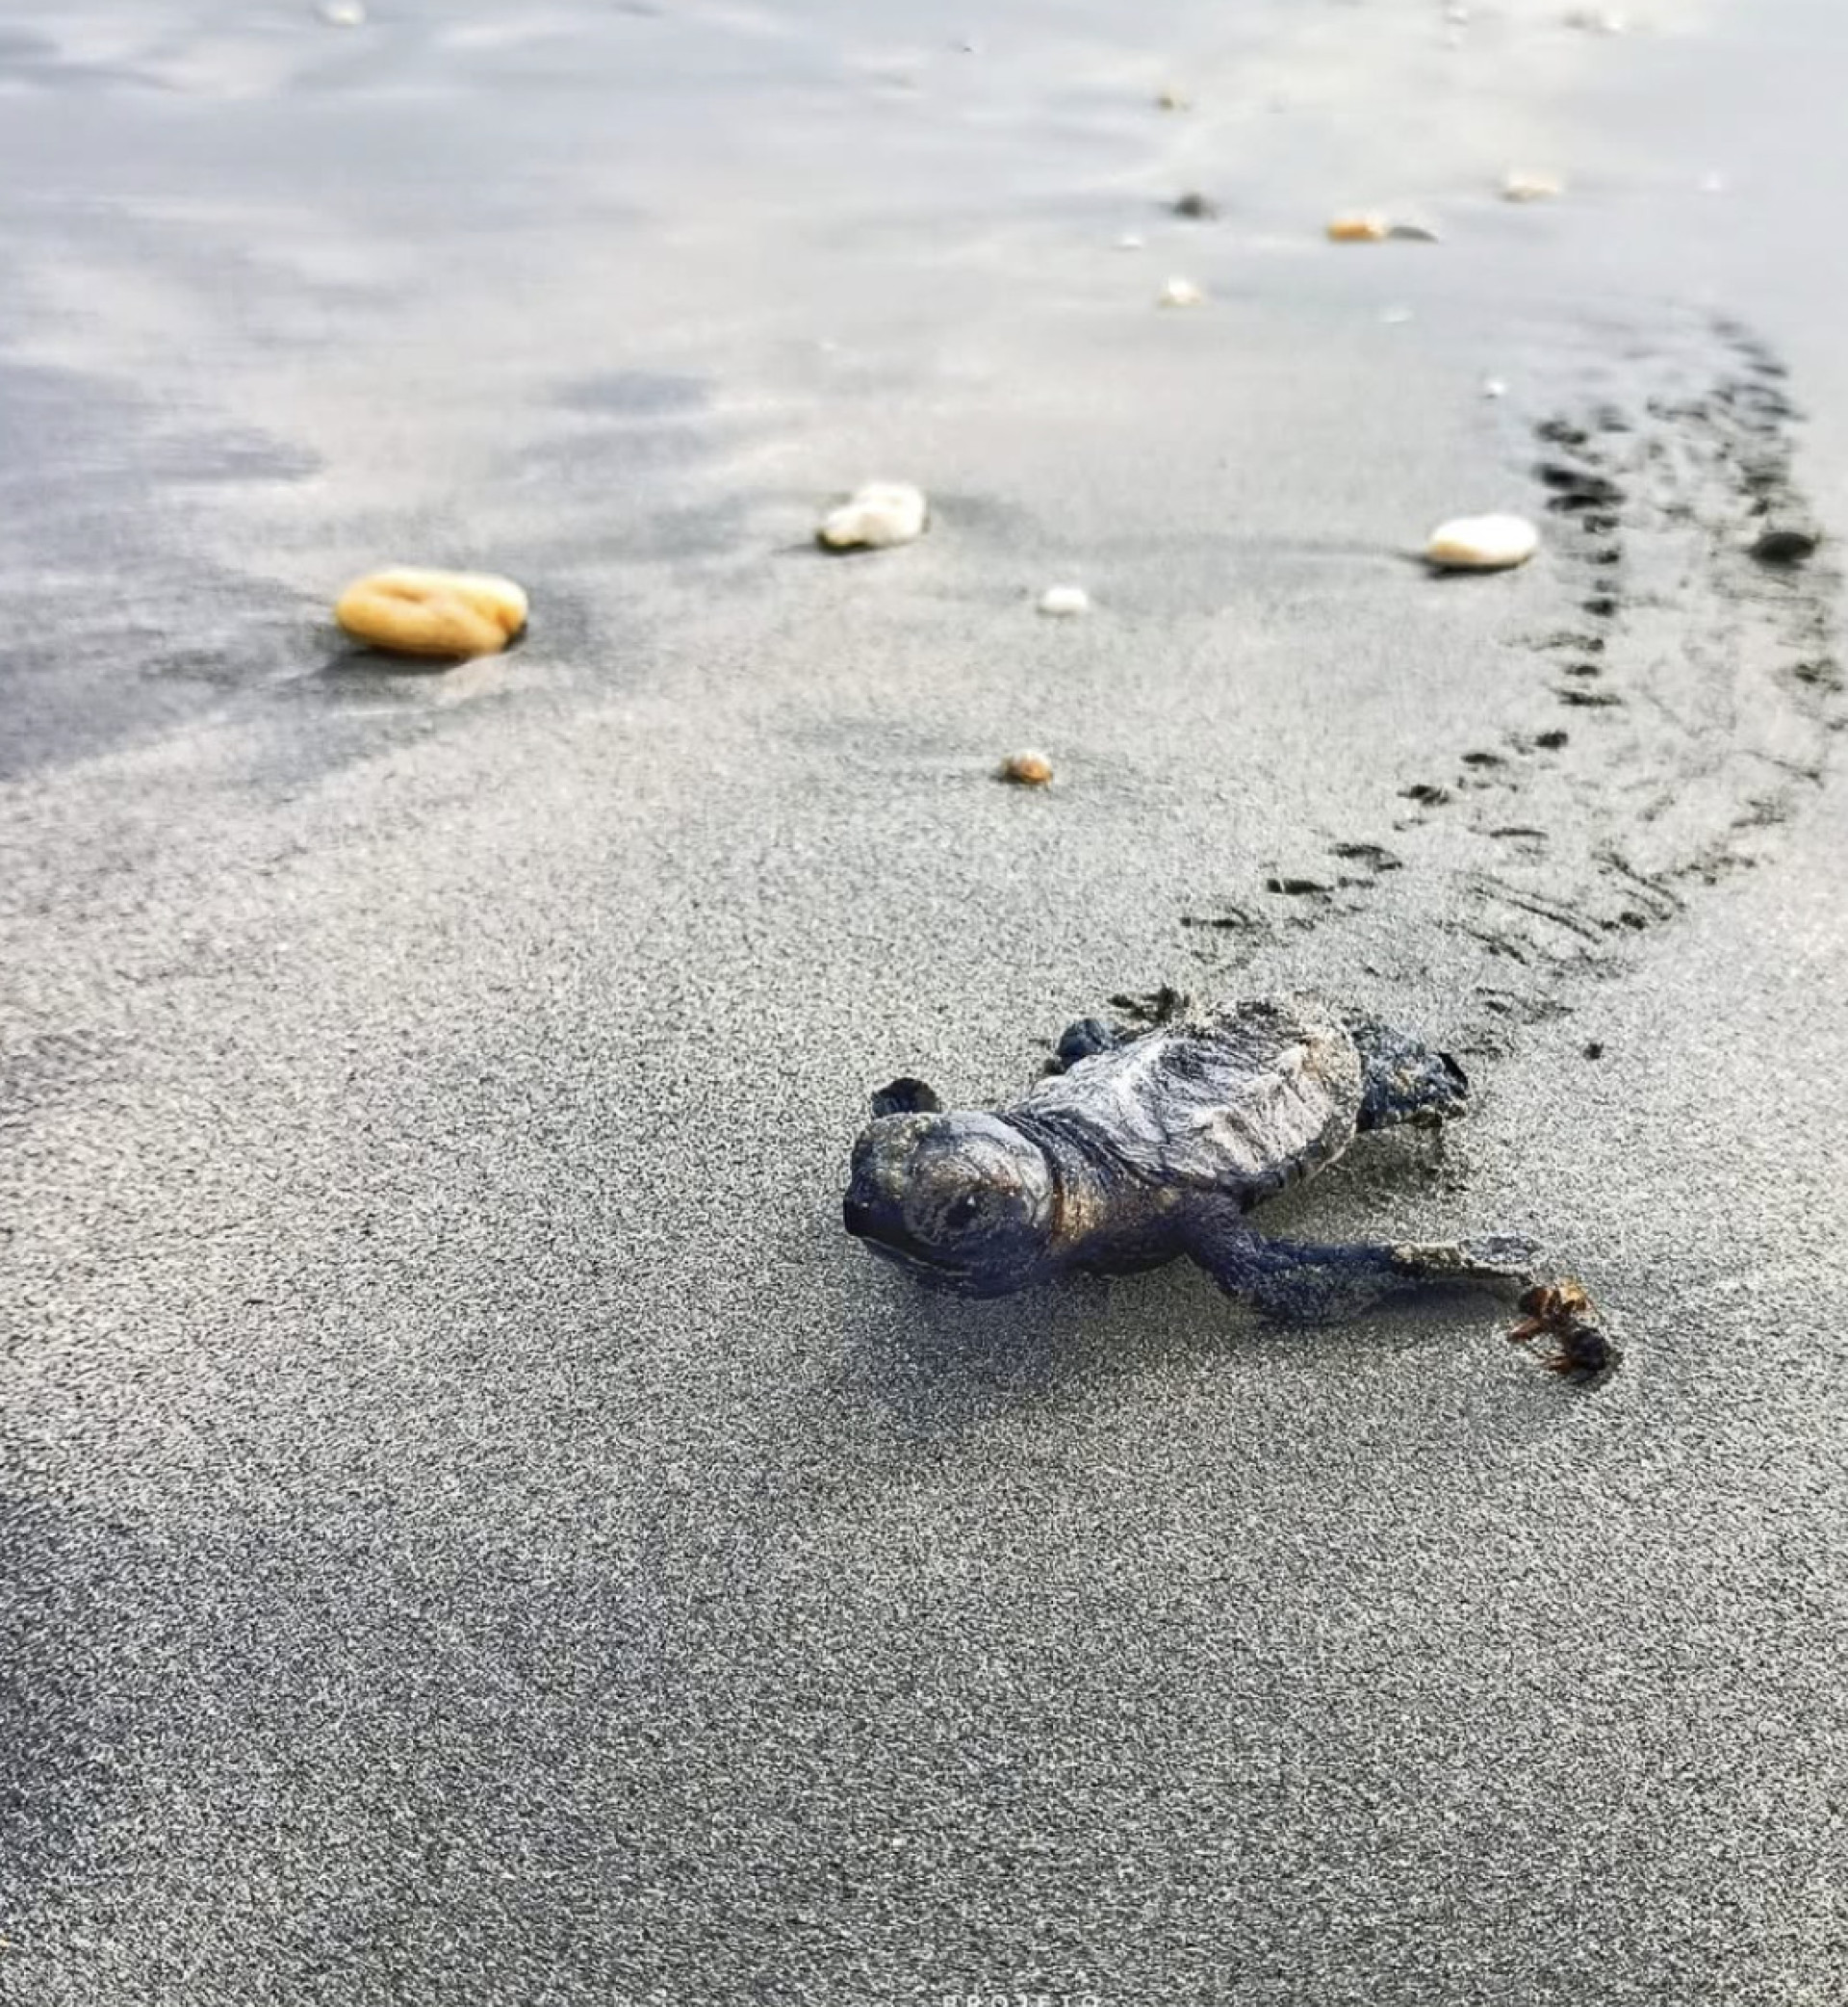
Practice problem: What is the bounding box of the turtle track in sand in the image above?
[1183,311,1841,1052]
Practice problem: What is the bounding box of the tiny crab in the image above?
[1509,1280,1618,1380]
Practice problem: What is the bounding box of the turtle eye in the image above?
[945,1192,984,1230]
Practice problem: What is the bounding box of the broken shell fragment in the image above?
[1502,171,1565,202]
[816,481,929,551]
[334,568,528,658]
[998,751,1055,786]
[1424,514,1540,572]
[1157,277,1205,307]
[1330,215,1439,243]
[1037,585,1090,617]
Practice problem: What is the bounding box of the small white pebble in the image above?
[1483,376,1509,399]
[1117,233,1146,250]
[1038,584,1090,617]
[1425,513,1539,571]
[1158,276,1205,308]
[817,481,929,551]
[318,0,366,22]
[1502,170,1565,202]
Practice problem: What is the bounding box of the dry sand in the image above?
[3,0,1845,2001]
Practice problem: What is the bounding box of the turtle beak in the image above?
[842,1125,970,1284]
[843,1115,930,1248]
[842,1186,962,1284]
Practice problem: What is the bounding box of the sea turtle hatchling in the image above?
[842,992,1614,1379]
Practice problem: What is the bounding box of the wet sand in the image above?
[3,1,1845,2001]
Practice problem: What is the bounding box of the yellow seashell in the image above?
[334,568,528,658]
[997,751,1054,786]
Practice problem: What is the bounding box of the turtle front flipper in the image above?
[1046,1017,1122,1074]
[1045,995,1181,1075]
[871,1077,942,1119]
[1179,1204,1546,1325]
[1180,1208,1615,1378]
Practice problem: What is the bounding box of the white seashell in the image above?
[1038,585,1090,617]
[1425,513,1539,571]
[1158,276,1205,307]
[1117,233,1146,250]
[817,482,929,551]
[1502,171,1565,202]
[1482,376,1509,399]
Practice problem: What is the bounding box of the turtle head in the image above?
[1347,1014,1472,1130]
[843,1111,1057,1297]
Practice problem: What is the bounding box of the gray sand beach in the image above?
[3,1,1846,2001]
